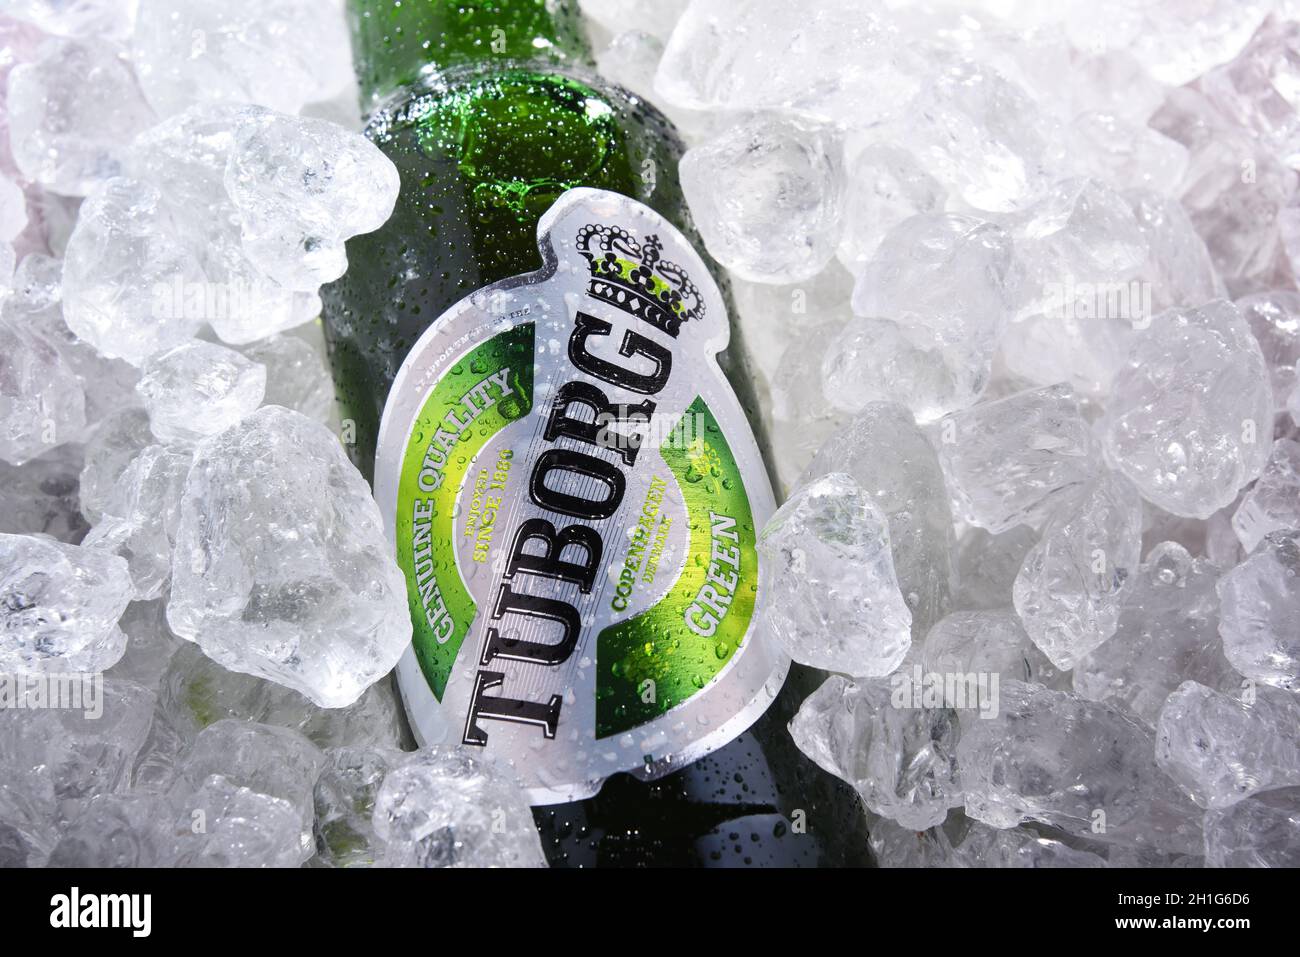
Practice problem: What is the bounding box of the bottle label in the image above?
[374,188,786,804]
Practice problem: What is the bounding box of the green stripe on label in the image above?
[595,396,758,738]
[396,322,534,700]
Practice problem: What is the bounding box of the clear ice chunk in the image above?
[852,213,1015,375]
[6,37,155,196]
[165,718,325,865]
[1203,787,1300,868]
[1216,528,1300,693]
[1012,471,1144,671]
[0,314,86,465]
[0,532,131,673]
[1101,300,1274,519]
[136,340,266,444]
[957,680,1203,855]
[920,609,1063,689]
[224,109,401,291]
[757,473,912,677]
[312,745,401,868]
[61,177,206,365]
[679,113,845,284]
[77,406,152,523]
[372,747,546,868]
[1155,681,1300,809]
[803,403,954,636]
[0,678,155,863]
[837,144,945,270]
[1231,438,1300,554]
[1072,542,1236,727]
[167,406,410,708]
[936,384,1098,534]
[1236,290,1300,416]
[82,443,191,600]
[130,0,352,118]
[240,333,336,424]
[790,674,962,831]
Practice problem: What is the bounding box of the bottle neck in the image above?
[348,0,593,109]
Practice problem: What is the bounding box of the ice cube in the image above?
[6,252,143,431]
[165,718,324,864]
[61,177,206,365]
[224,109,400,291]
[130,0,351,118]
[789,674,962,831]
[822,317,988,423]
[1072,542,1236,726]
[372,747,546,868]
[6,37,155,196]
[837,144,945,270]
[1236,290,1300,416]
[1201,16,1300,169]
[1012,470,1144,671]
[893,59,1065,214]
[757,473,912,677]
[77,406,152,523]
[1216,528,1300,693]
[82,443,191,599]
[153,642,408,753]
[0,677,155,863]
[123,104,325,344]
[1068,112,1188,193]
[936,384,1098,534]
[680,113,845,284]
[46,793,175,867]
[869,810,1109,868]
[167,406,410,708]
[1126,188,1224,315]
[852,213,1015,370]
[1101,300,1274,519]
[1151,88,1296,292]
[1127,1,1271,87]
[0,314,86,465]
[2,0,137,40]
[920,609,1063,689]
[0,532,131,673]
[1155,681,1300,809]
[135,340,266,445]
[958,680,1203,855]
[1203,787,1300,868]
[655,0,915,125]
[312,745,402,868]
[1011,179,1148,310]
[767,320,851,495]
[1231,439,1300,553]
[803,403,955,635]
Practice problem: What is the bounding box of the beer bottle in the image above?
[320,0,872,867]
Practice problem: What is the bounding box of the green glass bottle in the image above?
[321,0,872,867]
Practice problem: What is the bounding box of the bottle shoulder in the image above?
[364,59,677,145]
